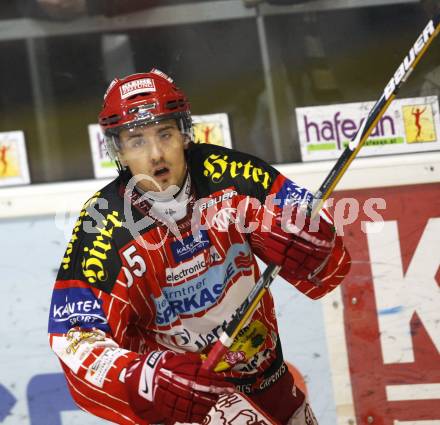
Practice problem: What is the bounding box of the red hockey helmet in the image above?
[99,68,192,160]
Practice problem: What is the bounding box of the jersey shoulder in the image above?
[187,143,279,201]
[56,178,132,294]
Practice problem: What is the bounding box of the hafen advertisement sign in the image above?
[296,96,440,161]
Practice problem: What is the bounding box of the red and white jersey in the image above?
[48,143,350,424]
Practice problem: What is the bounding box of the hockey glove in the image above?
[125,350,234,424]
[252,209,335,282]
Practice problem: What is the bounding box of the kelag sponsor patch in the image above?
[48,287,110,333]
[171,230,210,262]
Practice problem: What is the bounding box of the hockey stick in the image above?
[202,15,440,371]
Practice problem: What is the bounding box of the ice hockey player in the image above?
[48,68,351,425]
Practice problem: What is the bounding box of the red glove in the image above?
[125,350,234,424]
[252,208,335,282]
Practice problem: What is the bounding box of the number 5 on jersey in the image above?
[122,245,147,288]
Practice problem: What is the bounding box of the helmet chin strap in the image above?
[115,158,126,173]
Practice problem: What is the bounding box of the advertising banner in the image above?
[192,113,232,148]
[0,131,30,186]
[87,124,117,179]
[88,113,232,179]
[326,183,440,424]
[296,96,440,161]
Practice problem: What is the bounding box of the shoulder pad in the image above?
[57,188,124,293]
[187,144,279,201]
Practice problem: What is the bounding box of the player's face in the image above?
[118,119,187,192]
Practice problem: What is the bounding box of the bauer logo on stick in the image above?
[384,19,436,100]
